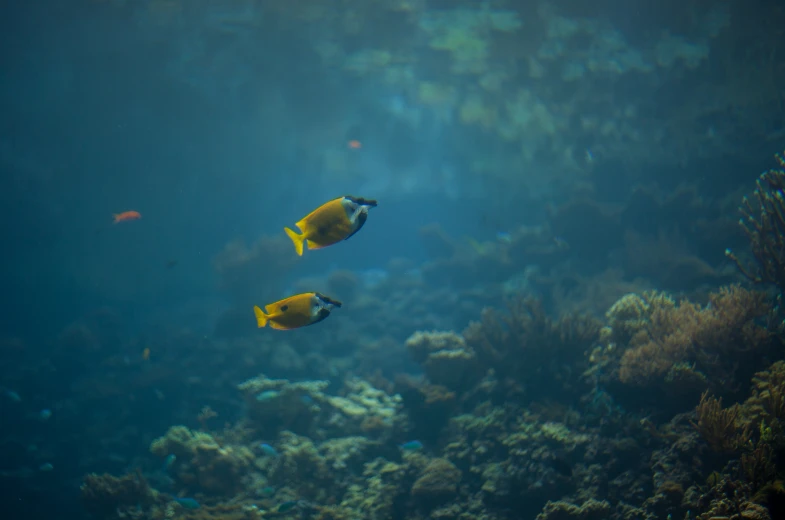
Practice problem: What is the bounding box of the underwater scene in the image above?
[2,0,785,519]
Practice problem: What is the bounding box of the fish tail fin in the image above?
[112,214,120,224]
[284,227,305,256]
[253,306,269,328]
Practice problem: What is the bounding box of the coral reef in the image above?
[462,297,601,403]
[103,0,785,188]
[66,144,785,520]
[237,374,405,441]
[410,458,462,508]
[78,282,785,520]
[535,498,611,520]
[747,361,785,424]
[81,470,157,519]
[727,150,785,293]
[694,478,771,520]
[692,391,751,453]
[405,330,481,391]
[592,285,776,407]
[8,5,785,515]
[149,426,255,495]
[340,458,409,519]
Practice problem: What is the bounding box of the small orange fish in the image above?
[142,347,150,361]
[347,140,362,149]
[113,210,141,224]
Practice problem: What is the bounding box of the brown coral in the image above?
[405,330,482,390]
[692,391,751,453]
[726,149,785,293]
[463,296,601,400]
[393,375,457,440]
[271,432,335,503]
[696,477,771,520]
[618,285,772,389]
[534,498,611,520]
[80,470,155,519]
[149,426,253,495]
[747,361,785,422]
[411,458,462,507]
[741,442,776,489]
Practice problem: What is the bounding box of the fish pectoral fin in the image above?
[284,227,305,256]
[304,239,326,250]
[268,321,293,330]
[253,306,269,328]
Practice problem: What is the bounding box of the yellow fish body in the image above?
[284,196,377,256]
[253,292,342,330]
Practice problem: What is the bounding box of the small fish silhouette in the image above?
[400,440,423,451]
[259,443,279,457]
[112,210,141,224]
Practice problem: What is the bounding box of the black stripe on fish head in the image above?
[315,293,343,308]
[312,308,331,324]
[344,209,369,241]
[345,195,378,207]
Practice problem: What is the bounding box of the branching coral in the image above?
[741,442,777,489]
[270,431,336,502]
[688,360,785,518]
[405,330,482,391]
[238,375,328,437]
[462,296,601,401]
[691,391,751,453]
[726,150,785,293]
[617,285,772,390]
[238,374,404,441]
[149,426,254,495]
[339,458,409,519]
[393,374,458,442]
[534,498,611,520]
[747,360,785,423]
[81,470,157,519]
[696,477,771,520]
[603,292,661,346]
[410,458,462,508]
[197,405,218,431]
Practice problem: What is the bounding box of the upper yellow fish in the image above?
[253,292,343,330]
[284,196,377,256]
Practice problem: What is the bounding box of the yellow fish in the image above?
[253,292,342,330]
[284,196,377,256]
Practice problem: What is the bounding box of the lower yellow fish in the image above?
[284,195,377,256]
[253,292,342,330]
